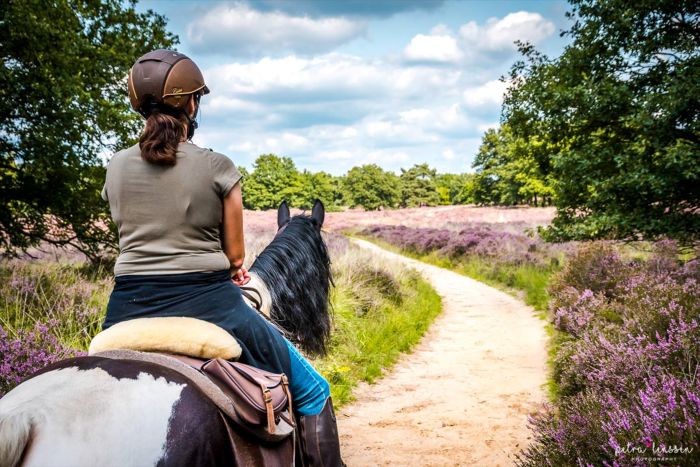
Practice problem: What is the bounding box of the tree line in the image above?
[240,154,474,211]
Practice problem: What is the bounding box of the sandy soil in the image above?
[337,239,548,466]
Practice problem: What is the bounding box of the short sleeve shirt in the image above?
[102,142,242,276]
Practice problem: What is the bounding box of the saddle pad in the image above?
[89,317,242,360]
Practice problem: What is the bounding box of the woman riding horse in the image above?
[101,49,342,465]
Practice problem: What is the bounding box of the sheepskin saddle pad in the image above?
[88,317,242,360]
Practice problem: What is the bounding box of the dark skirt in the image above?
[103,270,291,376]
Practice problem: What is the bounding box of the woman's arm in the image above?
[221,183,246,274]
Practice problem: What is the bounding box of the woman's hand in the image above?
[232,266,251,286]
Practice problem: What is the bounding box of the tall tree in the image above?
[0,0,177,260]
[399,163,440,208]
[472,126,554,206]
[242,154,300,210]
[343,164,400,210]
[504,0,700,242]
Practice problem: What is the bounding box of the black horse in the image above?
[0,201,333,467]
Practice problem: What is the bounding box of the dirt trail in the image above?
[338,239,548,466]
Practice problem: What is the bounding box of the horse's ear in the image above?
[311,199,325,227]
[277,201,290,229]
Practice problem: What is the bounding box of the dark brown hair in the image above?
[139,112,186,166]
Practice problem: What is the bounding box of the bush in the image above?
[520,241,700,466]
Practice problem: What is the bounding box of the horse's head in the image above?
[250,200,332,356]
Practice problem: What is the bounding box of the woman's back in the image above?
[102,142,241,276]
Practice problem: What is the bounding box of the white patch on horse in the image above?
[0,367,184,467]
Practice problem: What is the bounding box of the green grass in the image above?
[314,272,441,406]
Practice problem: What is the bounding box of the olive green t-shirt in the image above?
[102,142,242,276]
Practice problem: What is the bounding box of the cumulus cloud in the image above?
[459,11,555,52]
[187,3,366,56]
[462,80,509,109]
[402,11,555,65]
[202,54,461,104]
[403,26,462,63]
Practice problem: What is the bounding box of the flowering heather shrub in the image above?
[1,261,110,347]
[520,241,700,466]
[0,322,84,396]
[360,224,565,268]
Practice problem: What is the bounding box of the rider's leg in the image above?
[284,338,329,415]
[284,339,344,467]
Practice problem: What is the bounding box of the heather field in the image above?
[333,206,700,465]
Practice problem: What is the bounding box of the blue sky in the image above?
[137,0,571,175]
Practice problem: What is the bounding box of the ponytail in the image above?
[139,112,186,166]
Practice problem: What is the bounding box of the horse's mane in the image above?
[250,214,332,356]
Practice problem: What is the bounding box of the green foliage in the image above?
[399,163,441,207]
[242,154,340,211]
[504,0,700,242]
[343,164,400,210]
[0,0,177,260]
[435,172,475,205]
[292,171,339,211]
[472,126,554,206]
[242,154,299,210]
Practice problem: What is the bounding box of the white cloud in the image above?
[442,148,455,160]
[401,11,555,66]
[459,11,555,52]
[318,150,354,160]
[203,54,461,105]
[403,29,462,63]
[463,80,509,109]
[340,127,358,138]
[187,3,366,56]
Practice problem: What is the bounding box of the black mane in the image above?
[250,214,332,356]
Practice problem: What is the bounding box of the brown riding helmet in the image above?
[128,49,210,117]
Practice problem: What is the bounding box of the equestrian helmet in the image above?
[128,49,210,117]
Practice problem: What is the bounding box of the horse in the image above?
[0,200,333,467]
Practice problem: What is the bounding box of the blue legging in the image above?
[284,338,330,416]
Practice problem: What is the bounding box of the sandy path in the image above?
[338,239,548,466]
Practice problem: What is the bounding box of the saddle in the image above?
[89,317,296,462]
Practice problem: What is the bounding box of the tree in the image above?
[504,0,700,242]
[284,170,339,211]
[242,154,300,210]
[472,126,554,206]
[343,164,400,210]
[399,163,440,208]
[0,0,177,260]
[435,173,474,205]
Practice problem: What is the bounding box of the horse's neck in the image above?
[240,271,273,318]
